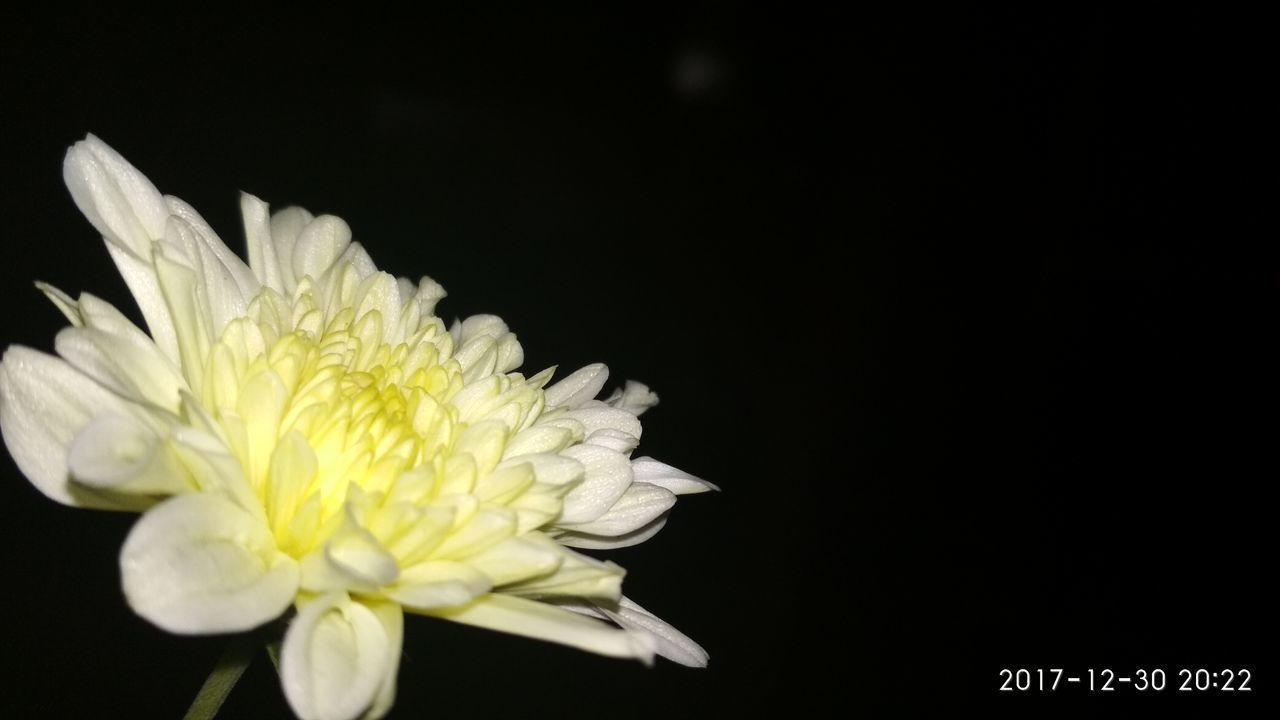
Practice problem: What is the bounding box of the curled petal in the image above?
[120,493,298,634]
[603,380,659,416]
[67,413,191,495]
[0,346,156,509]
[282,592,391,720]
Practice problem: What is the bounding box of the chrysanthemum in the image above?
[0,136,714,720]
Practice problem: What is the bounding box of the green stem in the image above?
[182,635,257,720]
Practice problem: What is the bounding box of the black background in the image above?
[0,5,1270,718]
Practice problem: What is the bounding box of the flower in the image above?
[0,135,715,720]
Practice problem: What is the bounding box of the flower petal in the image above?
[63,134,168,257]
[544,363,608,410]
[564,401,642,442]
[293,214,352,283]
[0,346,155,509]
[557,482,676,537]
[241,193,286,292]
[282,592,391,720]
[557,444,634,524]
[465,535,563,587]
[387,560,491,610]
[268,206,315,293]
[55,324,186,412]
[104,241,181,363]
[603,380,660,416]
[363,600,404,720]
[559,596,708,668]
[555,515,670,550]
[120,493,299,634]
[631,456,720,494]
[502,544,624,601]
[424,594,655,663]
[67,413,191,495]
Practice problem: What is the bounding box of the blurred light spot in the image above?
[671,48,725,99]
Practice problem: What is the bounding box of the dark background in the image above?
[0,5,1270,718]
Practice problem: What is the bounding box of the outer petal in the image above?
[631,456,719,494]
[363,600,404,720]
[63,134,168,257]
[544,363,608,410]
[555,515,670,550]
[0,346,157,510]
[556,444,634,524]
[282,592,391,720]
[55,325,186,412]
[120,493,299,634]
[423,593,655,663]
[560,596,708,668]
[67,413,192,495]
[557,482,676,537]
[603,380,660,416]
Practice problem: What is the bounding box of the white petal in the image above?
[60,289,184,394]
[451,314,507,346]
[564,401,642,441]
[502,545,623,601]
[154,250,213,385]
[120,493,299,633]
[584,428,639,455]
[499,453,584,487]
[67,413,191,495]
[610,596,708,667]
[387,560,491,610]
[604,380,660,416]
[413,276,447,317]
[282,592,390,720]
[557,444,634,524]
[166,196,259,303]
[503,425,575,456]
[63,135,168,256]
[55,325,186,412]
[466,535,563,587]
[557,483,676,537]
[559,596,708,668]
[241,193,285,292]
[424,594,655,663]
[556,515,669,550]
[544,363,608,410]
[363,600,403,720]
[105,241,180,363]
[0,346,155,509]
[301,504,400,593]
[36,282,83,326]
[340,242,379,281]
[269,206,315,293]
[631,456,719,494]
[293,215,352,282]
[166,214,249,338]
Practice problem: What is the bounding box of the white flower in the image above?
[0,135,715,720]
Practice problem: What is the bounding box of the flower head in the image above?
[0,136,714,720]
